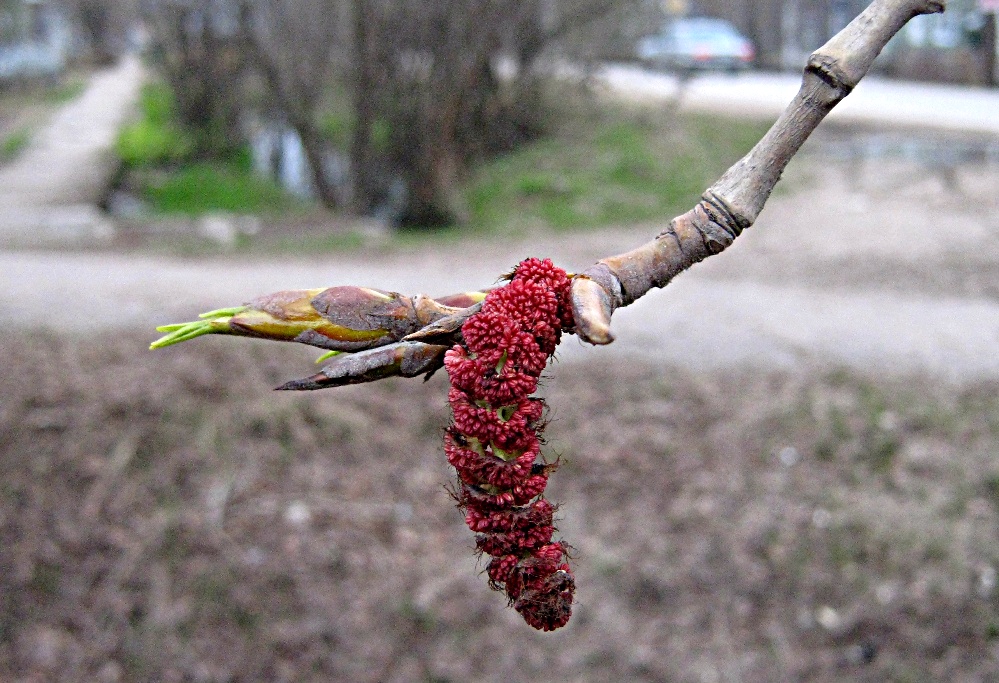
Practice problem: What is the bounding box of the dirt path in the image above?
[0,56,144,244]
[3,142,998,383]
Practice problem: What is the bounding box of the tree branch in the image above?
[571,0,946,344]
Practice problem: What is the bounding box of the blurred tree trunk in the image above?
[390,2,494,226]
[239,0,345,209]
[62,0,137,64]
[77,0,114,63]
[983,12,997,86]
[145,2,247,158]
[243,30,341,208]
[349,0,384,215]
[341,0,635,226]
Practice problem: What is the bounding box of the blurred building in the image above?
[886,0,998,85]
[0,0,70,85]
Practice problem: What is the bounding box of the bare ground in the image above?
[4,333,999,682]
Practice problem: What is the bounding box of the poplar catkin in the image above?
[444,258,575,631]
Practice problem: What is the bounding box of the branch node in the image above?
[806,54,855,95]
[403,302,483,346]
[701,191,750,240]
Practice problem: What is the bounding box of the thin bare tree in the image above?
[238,0,348,207]
[143,0,248,157]
[236,0,638,221]
[61,0,138,64]
[342,0,635,225]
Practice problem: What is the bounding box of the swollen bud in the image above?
[234,287,403,350]
[151,287,486,352]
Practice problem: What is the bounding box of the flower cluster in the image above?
[444,258,575,631]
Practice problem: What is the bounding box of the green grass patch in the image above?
[117,82,305,215]
[116,83,195,167]
[117,117,194,167]
[464,104,772,235]
[0,126,30,161]
[134,163,304,216]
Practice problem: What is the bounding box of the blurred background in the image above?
[3,1,999,681]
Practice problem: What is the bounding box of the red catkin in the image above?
[444,257,575,631]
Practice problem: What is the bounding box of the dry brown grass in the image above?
[3,331,999,682]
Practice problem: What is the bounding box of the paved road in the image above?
[601,64,999,135]
[0,56,144,244]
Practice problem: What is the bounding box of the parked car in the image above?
[637,17,755,73]
[0,44,64,86]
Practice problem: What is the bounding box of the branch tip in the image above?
[570,277,615,346]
